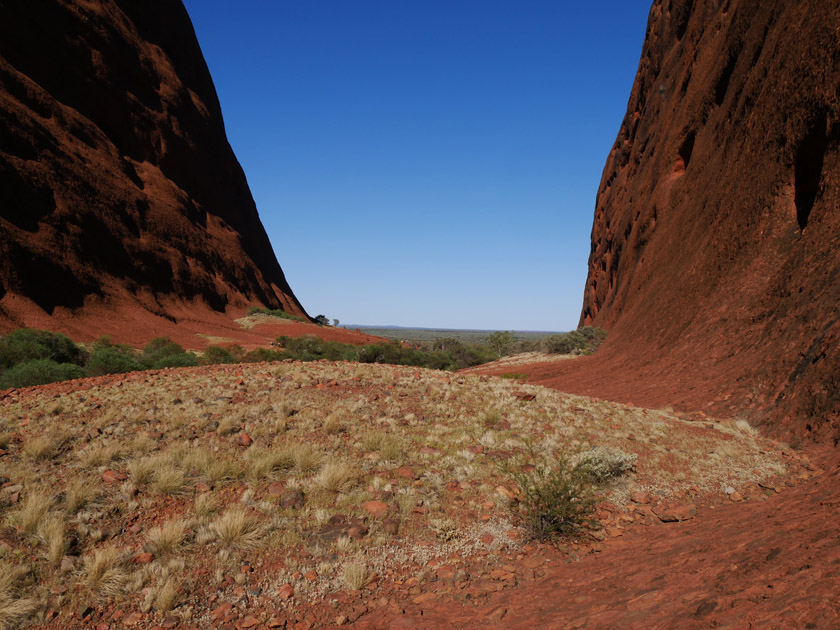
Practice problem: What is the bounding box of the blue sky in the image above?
[182,1,651,331]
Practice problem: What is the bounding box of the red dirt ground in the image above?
[0,296,385,351]
[355,454,839,630]
[344,355,836,629]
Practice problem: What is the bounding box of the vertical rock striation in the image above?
[582,0,840,441]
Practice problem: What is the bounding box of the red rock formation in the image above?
[579,0,840,442]
[0,0,308,337]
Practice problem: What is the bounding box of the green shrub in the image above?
[247,307,307,323]
[0,328,87,368]
[139,337,198,369]
[0,359,84,389]
[540,327,607,355]
[485,331,514,358]
[85,338,144,376]
[499,447,597,542]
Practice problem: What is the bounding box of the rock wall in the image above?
[0,0,308,333]
[581,0,840,442]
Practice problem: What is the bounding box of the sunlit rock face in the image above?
[581,0,840,442]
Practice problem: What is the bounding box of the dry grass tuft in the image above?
[22,435,62,461]
[64,478,98,514]
[150,466,187,495]
[83,547,129,599]
[322,413,345,435]
[147,519,189,556]
[0,564,39,630]
[315,461,357,493]
[153,576,182,612]
[194,493,220,520]
[216,416,240,436]
[37,514,67,566]
[211,507,266,549]
[245,447,294,481]
[291,444,322,473]
[342,557,371,590]
[378,437,404,462]
[186,449,242,484]
[12,492,53,536]
[128,457,158,485]
[83,444,124,468]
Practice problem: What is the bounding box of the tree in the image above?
[332,319,340,327]
[314,314,329,326]
[486,331,514,358]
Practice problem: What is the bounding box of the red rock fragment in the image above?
[102,469,127,483]
[277,583,295,599]
[362,500,390,518]
[511,391,536,401]
[395,466,417,480]
[652,504,697,523]
[132,552,154,564]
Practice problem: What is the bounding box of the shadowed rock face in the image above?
[581,0,840,442]
[0,0,308,328]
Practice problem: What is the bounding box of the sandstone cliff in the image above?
[581,0,840,442]
[0,0,308,336]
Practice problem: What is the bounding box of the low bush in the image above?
[576,446,637,483]
[0,359,84,389]
[540,326,607,355]
[85,340,144,377]
[247,306,308,323]
[0,328,87,368]
[139,337,198,369]
[499,446,598,542]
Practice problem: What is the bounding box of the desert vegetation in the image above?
[0,326,608,390]
[0,359,798,628]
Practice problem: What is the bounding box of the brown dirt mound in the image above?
[0,0,307,336]
[578,0,840,445]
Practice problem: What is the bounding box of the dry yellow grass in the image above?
[84,547,129,599]
[210,507,266,549]
[150,466,187,495]
[153,576,181,612]
[22,435,61,461]
[37,513,67,566]
[64,478,98,514]
[147,519,189,556]
[0,565,38,630]
[316,460,357,493]
[342,557,371,590]
[0,358,801,623]
[12,491,53,535]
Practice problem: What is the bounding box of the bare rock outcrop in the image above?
[580,0,840,442]
[0,0,308,336]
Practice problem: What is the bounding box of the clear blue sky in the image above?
[182,1,651,331]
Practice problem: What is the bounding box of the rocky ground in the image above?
[0,356,811,629]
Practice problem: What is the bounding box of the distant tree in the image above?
[486,331,514,358]
[314,314,329,326]
[332,319,340,327]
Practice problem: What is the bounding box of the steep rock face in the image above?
[581,0,840,442]
[0,0,308,334]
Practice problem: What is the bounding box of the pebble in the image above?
[362,500,390,518]
[653,504,697,522]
